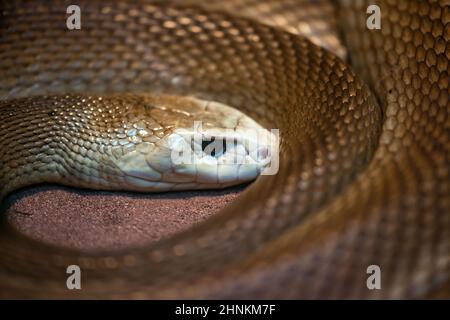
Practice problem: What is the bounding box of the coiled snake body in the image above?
[0,0,449,298]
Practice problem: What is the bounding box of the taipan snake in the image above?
[0,0,449,298]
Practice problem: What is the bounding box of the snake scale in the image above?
[0,0,449,298]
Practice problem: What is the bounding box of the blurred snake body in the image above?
[0,0,449,298]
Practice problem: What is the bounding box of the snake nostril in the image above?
[258,147,269,160]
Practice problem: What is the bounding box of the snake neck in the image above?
[0,98,68,201]
[0,95,137,200]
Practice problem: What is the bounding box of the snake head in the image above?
[112,95,279,192]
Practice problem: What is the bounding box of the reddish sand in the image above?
[5,185,244,252]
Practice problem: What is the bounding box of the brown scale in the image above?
[0,0,448,298]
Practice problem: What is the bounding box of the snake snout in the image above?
[166,125,278,188]
[113,128,277,192]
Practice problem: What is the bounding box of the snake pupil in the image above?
[202,137,227,157]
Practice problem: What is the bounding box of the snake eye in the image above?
[202,137,227,157]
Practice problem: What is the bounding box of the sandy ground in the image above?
[5,184,244,252]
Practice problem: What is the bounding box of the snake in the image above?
[0,0,448,298]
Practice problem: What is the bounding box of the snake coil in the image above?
[0,0,448,298]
